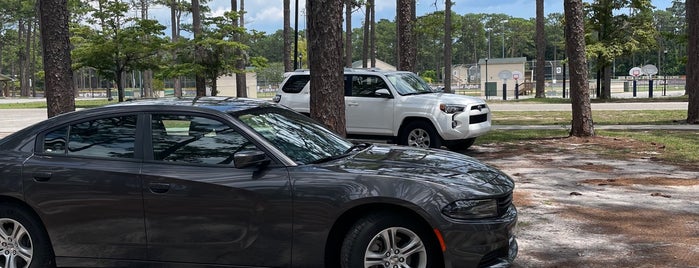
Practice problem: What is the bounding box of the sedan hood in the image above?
[333,145,514,197]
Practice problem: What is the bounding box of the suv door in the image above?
[345,74,395,135]
[141,113,292,266]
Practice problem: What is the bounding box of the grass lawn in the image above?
[477,129,699,166]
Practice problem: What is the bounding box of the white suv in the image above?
[273,69,491,150]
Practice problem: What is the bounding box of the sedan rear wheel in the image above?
[0,204,54,268]
[341,213,439,268]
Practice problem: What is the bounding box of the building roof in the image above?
[477,57,527,65]
[352,59,397,71]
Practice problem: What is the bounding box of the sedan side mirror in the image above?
[234,150,270,169]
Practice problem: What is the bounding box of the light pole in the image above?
[486,28,492,59]
[501,20,508,58]
[663,50,668,96]
[485,58,489,99]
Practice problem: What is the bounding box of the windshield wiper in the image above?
[310,143,372,164]
[343,142,372,154]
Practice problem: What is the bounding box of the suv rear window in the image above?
[282,75,310,93]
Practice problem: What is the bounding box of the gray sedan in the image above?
[0,97,516,268]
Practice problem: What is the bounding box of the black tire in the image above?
[446,138,476,151]
[399,121,442,149]
[0,204,54,268]
[340,213,440,268]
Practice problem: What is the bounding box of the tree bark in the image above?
[345,0,352,68]
[284,0,292,72]
[535,0,546,98]
[687,0,699,124]
[565,0,594,137]
[19,19,30,97]
[170,0,182,97]
[39,0,75,117]
[397,0,416,72]
[235,0,247,97]
[192,0,206,96]
[443,0,452,93]
[369,0,376,67]
[307,0,346,136]
[362,2,369,68]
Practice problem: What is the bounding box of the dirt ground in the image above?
[470,136,699,268]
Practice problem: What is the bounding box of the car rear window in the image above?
[282,75,310,93]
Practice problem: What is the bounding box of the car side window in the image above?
[281,75,310,93]
[349,75,390,98]
[43,115,137,158]
[151,114,256,165]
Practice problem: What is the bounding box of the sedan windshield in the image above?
[233,107,355,164]
[385,73,434,95]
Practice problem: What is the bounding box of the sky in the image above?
[147,0,676,35]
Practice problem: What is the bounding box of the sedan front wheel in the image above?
[341,213,440,268]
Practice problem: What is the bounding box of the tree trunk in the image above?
[535,0,546,98]
[233,0,247,97]
[687,0,699,124]
[39,0,75,117]
[369,0,376,67]
[116,70,125,102]
[362,2,369,68]
[601,65,612,99]
[19,19,30,97]
[284,0,292,72]
[307,0,346,136]
[192,0,206,96]
[345,0,352,68]
[443,0,452,93]
[31,19,38,97]
[170,0,182,97]
[397,0,416,72]
[564,0,594,137]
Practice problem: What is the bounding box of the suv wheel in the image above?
[400,121,441,149]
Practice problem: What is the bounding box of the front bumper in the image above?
[440,206,518,268]
[435,106,492,141]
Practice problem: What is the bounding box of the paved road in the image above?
[0,109,48,136]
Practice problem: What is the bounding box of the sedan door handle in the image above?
[33,172,52,182]
[347,102,359,107]
[148,183,171,194]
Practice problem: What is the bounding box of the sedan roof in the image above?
[0,97,275,150]
[110,96,274,113]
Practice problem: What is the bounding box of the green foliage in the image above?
[420,70,437,83]
[584,0,657,66]
[71,0,166,101]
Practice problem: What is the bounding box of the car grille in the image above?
[471,104,487,111]
[497,193,513,216]
[470,113,488,124]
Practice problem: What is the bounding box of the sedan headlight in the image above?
[442,199,498,220]
[439,104,465,114]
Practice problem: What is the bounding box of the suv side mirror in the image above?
[375,88,392,98]
[234,150,270,169]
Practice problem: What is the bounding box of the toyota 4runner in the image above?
[273,68,491,150]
